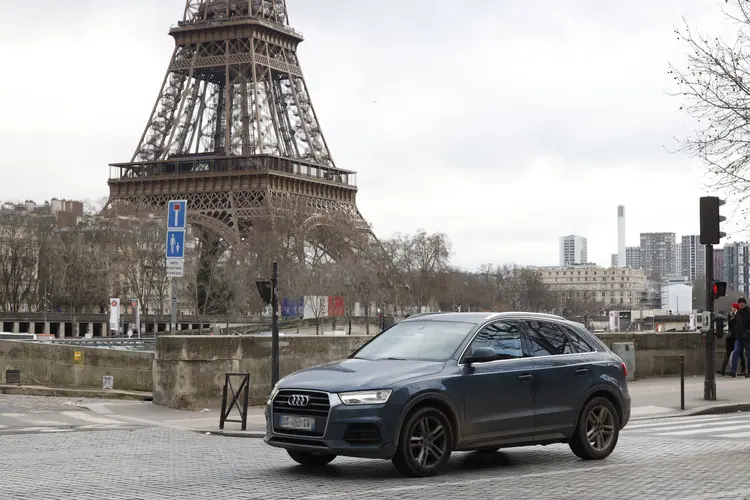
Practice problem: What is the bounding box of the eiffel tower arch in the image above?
[107,0,371,258]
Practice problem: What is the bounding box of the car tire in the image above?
[569,396,620,460]
[286,450,337,467]
[392,406,453,477]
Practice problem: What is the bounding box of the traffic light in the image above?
[699,196,726,244]
[712,281,727,299]
[255,279,272,304]
[714,315,726,338]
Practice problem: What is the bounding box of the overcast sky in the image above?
[0,0,741,269]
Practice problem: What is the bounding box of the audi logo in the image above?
[288,394,310,407]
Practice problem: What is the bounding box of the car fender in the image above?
[576,383,625,422]
[392,390,463,446]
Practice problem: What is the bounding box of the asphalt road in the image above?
[2,423,750,500]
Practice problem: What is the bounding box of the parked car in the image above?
[264,312,631,477]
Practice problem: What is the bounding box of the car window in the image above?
[561,325,594,353]
[352,320,475,361]
[526,321,574,356]
[467,321,524,360]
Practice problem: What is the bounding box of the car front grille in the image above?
[272,389,330,437]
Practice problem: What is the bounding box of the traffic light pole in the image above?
[704,244,717,401]
[271,261,280,387]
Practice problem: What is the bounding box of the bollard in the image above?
[680,354,685,410]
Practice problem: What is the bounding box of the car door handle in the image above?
[575,368,589,375]
[518,374,532,381]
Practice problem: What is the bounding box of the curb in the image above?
[204,430,265,439]
[681,402,750,416]
[631,402,750,421]
[0,385,153,401]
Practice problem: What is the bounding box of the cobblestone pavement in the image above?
[2,427,750,500]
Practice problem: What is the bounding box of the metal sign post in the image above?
[255,262,280,386]
[271,261,280,386]
[704,244,716,400]
[166,199,187,334]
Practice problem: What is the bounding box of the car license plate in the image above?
[278,414,315,431]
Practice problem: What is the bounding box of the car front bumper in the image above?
[264,391,402,459]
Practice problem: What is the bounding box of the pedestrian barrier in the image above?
[219,372,251,431]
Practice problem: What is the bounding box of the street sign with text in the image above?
[167,200,187,230]
[166,259,185,278]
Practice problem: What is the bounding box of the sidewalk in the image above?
[77,399,268,437]
[628,375,750,419]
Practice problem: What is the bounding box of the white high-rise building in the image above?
[617,205,626,268]
[680,235,706,281]
[559,235,588,267]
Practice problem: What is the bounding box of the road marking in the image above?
[0,427,52,433]
[164,415,265,423]
[60,411,123,425]
[625,418,745,432]
[715,430,750,438]
[625,416,730,430]
[625,412,750,428]
[23,419,71,427]
[655,423,750,436]
[0,424,6,429]
[301,463,639,499]
[0,413,26,418]
[680,490,750,500]
[39,428,72,433]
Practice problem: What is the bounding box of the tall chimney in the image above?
[617,205,626,268]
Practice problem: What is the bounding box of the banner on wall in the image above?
[281,296,304,318]
[109,298,120,333]
[328,296,345,317]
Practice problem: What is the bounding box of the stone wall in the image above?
[596,332,724,378]
[0,340,153,392]
[153,335,367,409]
[153,332,728,410]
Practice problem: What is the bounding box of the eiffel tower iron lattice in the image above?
[107,0,371,250]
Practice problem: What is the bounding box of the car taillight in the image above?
[621,362,628,377]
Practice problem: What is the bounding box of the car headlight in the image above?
[338,389,392,406]
[267,383,280,405]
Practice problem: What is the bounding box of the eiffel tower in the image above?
[107,0,369,255]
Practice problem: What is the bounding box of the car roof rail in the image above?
[406,312,445,319]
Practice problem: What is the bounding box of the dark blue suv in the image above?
[264,312,631,477]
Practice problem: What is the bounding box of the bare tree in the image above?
[0,215,39,312]
[383,230,452,312]
[671,1,750,208]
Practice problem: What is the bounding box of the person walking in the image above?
[730,298,750,378]
[719,303,746,376]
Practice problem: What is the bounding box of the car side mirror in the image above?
[465,346,496,364]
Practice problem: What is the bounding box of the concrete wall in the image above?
[596,332,724,379]
[0,340,153,392]
[153,335,367,409]
[153,332,731,410]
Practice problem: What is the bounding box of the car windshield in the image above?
[353,320,475,361]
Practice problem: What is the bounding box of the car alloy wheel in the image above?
[569,396,620,460]
[392,407,453,477]
[586,405,616,452]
